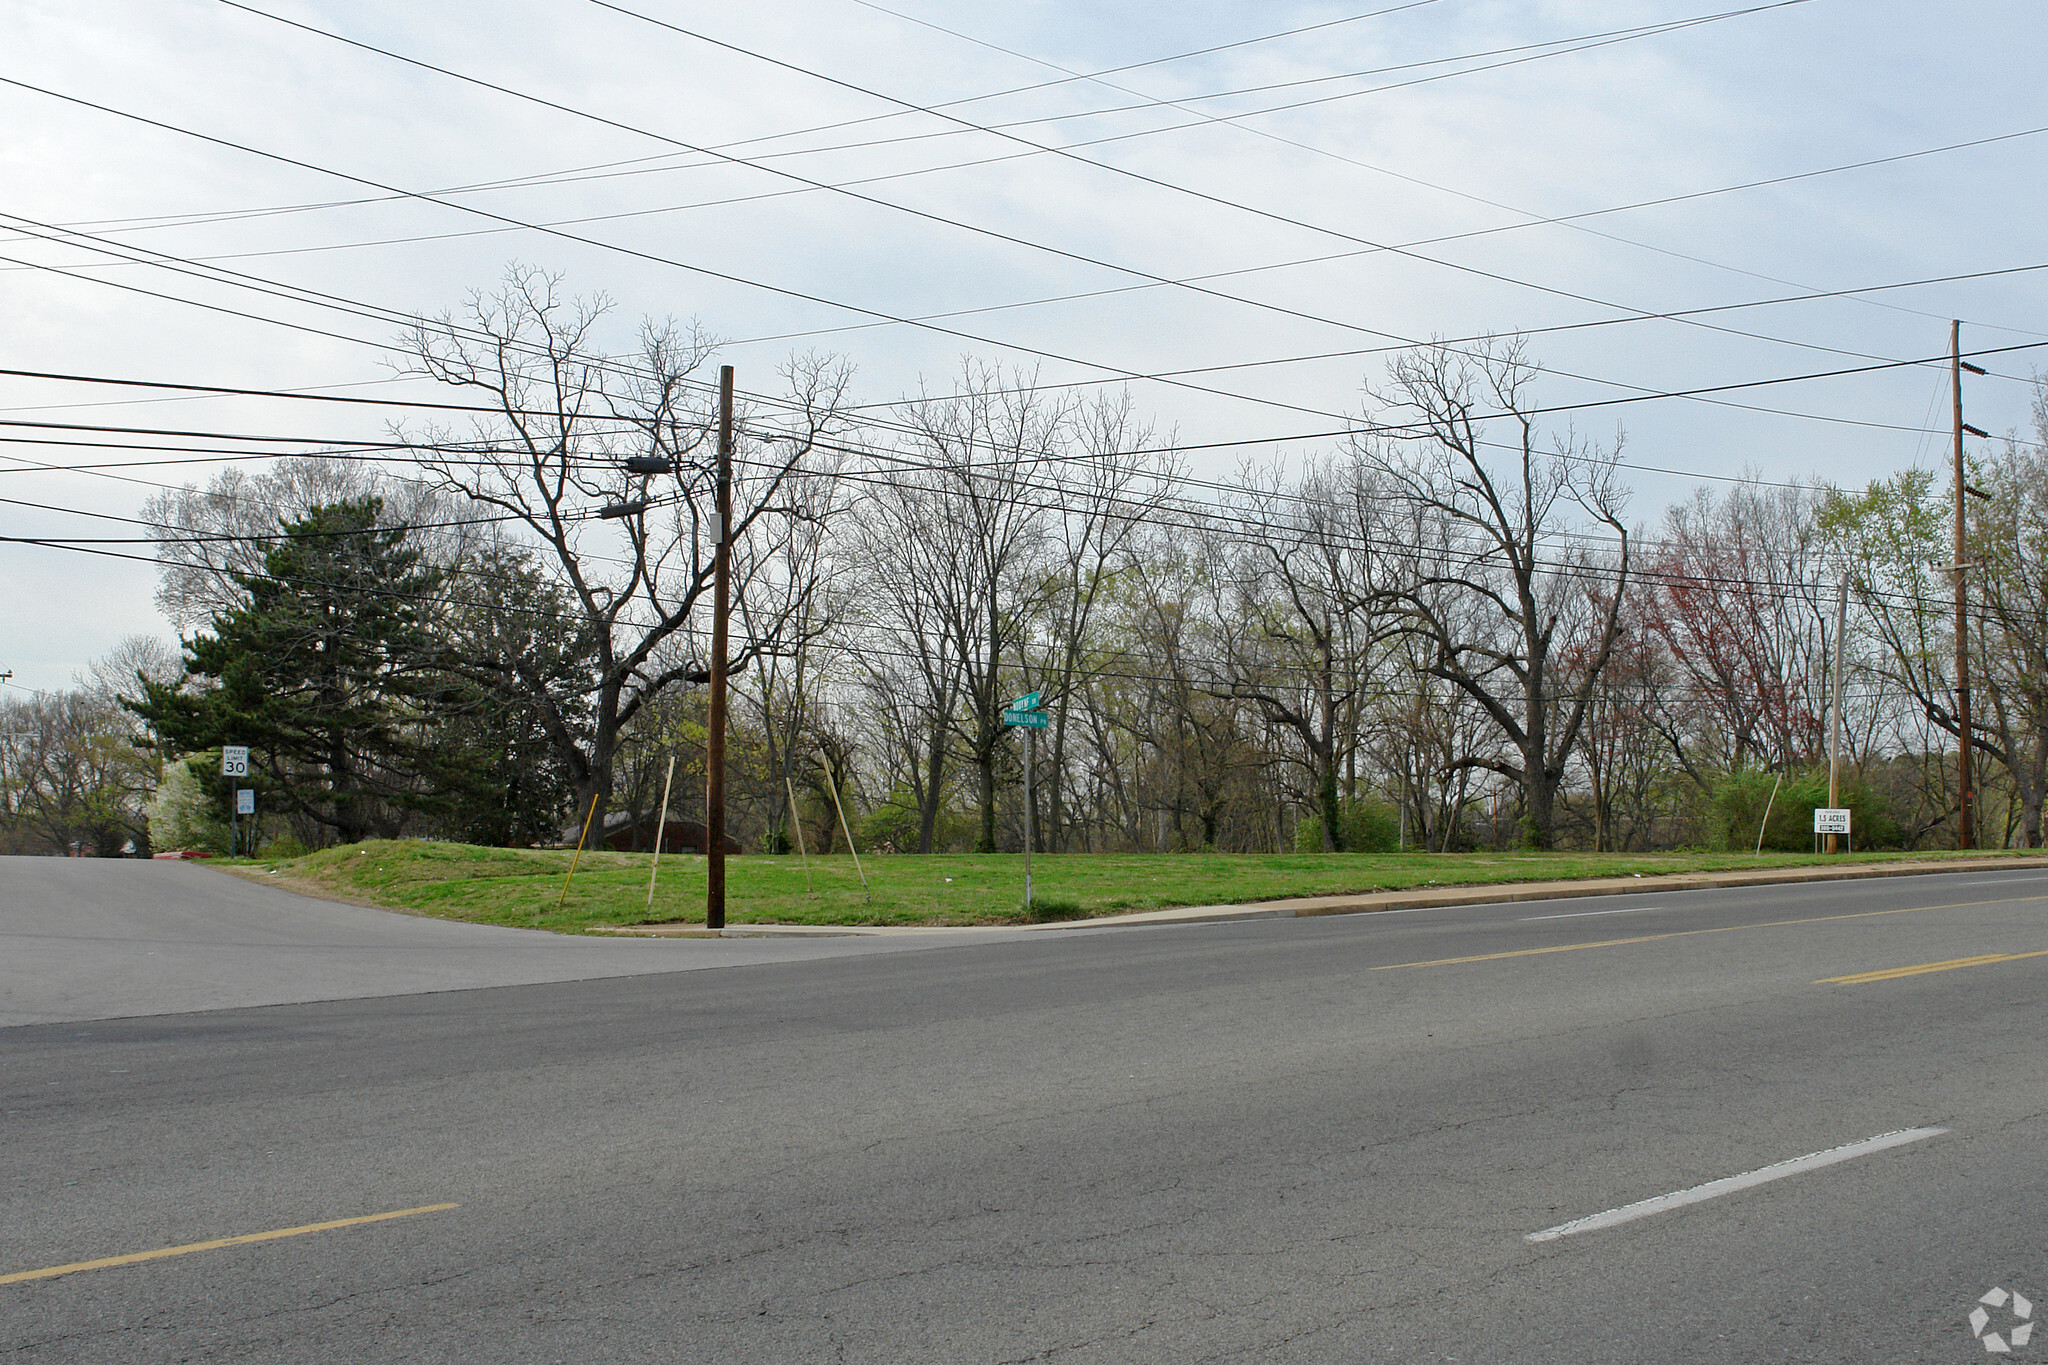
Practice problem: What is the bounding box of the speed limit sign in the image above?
[221,745,250,777]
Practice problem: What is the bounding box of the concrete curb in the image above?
[586,856,2048,938]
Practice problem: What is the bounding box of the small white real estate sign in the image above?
[1813,808,1851,834]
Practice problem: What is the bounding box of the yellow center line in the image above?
[1371,893,2048,972]
[1369,932,1675,969]
[0,1203,459,1287]
[1817,950,2048,985]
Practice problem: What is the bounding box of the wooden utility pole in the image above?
[706,365,734,928]
[1951,322,1989,850]
[1827,576,1848,854]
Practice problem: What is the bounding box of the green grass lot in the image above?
[221,839,2043,935]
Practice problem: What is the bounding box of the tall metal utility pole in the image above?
[1951,321,1989,849]
[1827,576,1848,854]
[706,365,734,929]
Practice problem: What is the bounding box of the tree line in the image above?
[7,268,2043,856]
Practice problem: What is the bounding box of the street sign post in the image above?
[1003,698,1048,911]
[221,747,250,854]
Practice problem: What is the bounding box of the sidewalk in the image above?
[589,855,2048,938]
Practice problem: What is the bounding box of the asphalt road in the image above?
[6,862,2048,1362]
[0,856,1023,1026]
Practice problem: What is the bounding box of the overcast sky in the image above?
[4,0,2045,692]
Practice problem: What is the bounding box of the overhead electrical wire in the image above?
[10,11,2040,445]
[225,0,1935,413]
[1,522,1926,710]
[18,40,2041,360]
[841,0,2048,345]
[0,89,1425,428]
[0,472,1978,659]
[15,185,2044,448]
[23,0,1459,244]
[48,0,2015,464]
[576,0,2048,409]
[26,3,1761,251]
[0,369,2003,699]
[0,394,2004,623]
[5,337,2041,465]
[8,15,2039,517]
[0,369,1874,582]
[4,0,2031,527]
[4,194,2026,458]
[8,210,2041,484]
[579,0,1992,387]
[0,507,1992,708]
[14,387,2037,647]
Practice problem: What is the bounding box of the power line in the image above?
[18,197,2041,452]
[5,413,1993,622]
[27,1,1455,246]
[7,339,2040,461]
[16,12,2022,458]
[230,0,1915,421]
[584,0,2001,399]
[0,84,1406,425]
[12,209,2044,478]
[842,0,2048,344]
[16,167,2048,458]
[21,86,2042,366]
[0,524,1991,711]
[47,1,1698,256]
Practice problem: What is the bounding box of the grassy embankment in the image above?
[222,839,2043,934]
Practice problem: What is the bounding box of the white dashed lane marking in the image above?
[1526,1128,1947,1243]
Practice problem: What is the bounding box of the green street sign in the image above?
[1002,709,1049,728]
[1008,690,1042,712]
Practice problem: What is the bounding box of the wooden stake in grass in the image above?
[784,770,812,894]
[553,791,602,920]
[646,754,676,913]
[819,750,868,901]
[1755,771,1783,856]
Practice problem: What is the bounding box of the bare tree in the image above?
[732,452,849,851]
[1207,458,1388,849]
[858,363,1060,853]
[1818,466,2010,844]
[144,456,482,630]
[395,264,847,831]
[1106,525,1262,850]
[1356,339,1632,850]
[1027,392,1179,851]
[849,457,974,853]
[0,639,175,856]
[1963,412,2048,846]
[1643,478,1835,779]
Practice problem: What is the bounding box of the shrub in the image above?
[1710,769,1902,851]
[859,800,920,854]
[144,755,229,855]
[1295,801,1402,853]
